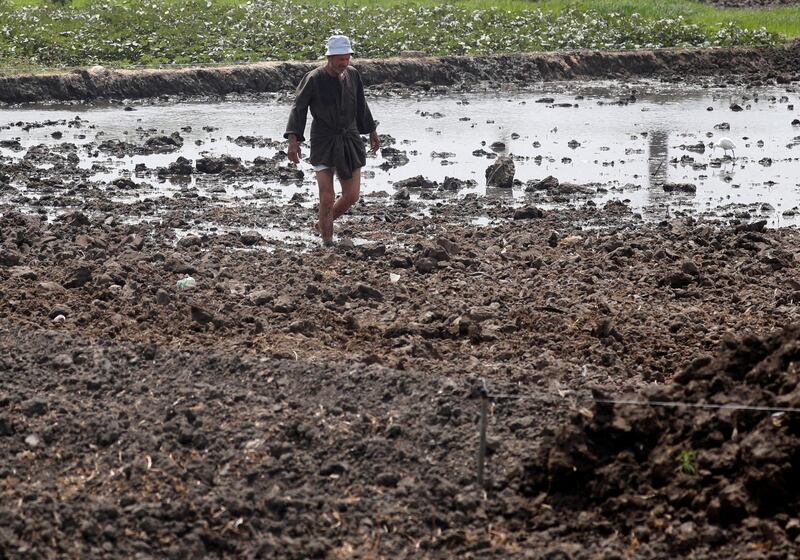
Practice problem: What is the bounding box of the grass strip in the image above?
[0,0,796,71]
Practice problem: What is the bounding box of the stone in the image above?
[394,175,434,189]
[196,156,226,174]
[96,422,121,447]
[23,399,48,417]
[390,255,412,268]
[319,462,347,476]
[485,155,515,188]
[250,290,273,306]
[414,257,438,274]
[111,177,138,189]
[239,230,263,246]
[166,156,193,175]
[435,237,458,256]
[271,295,296,313]
[659,272,694,289]
[525,175,559,191]
[155,289,170,305]
[422,244,449,262]
[441,176,463,191]
[144,133,183,152]
[393,188,410,201]
[48,304,72,319]
[190,304,215,325]
[513,206,544,220]
[380,146,409,167]
[177,235,202,249]
[62,266,92,289]
[0,415,14,436]
[663,183,697,193]
[681,260,700,276]
[0,247,21,266]
[352,283,384,301]
[360,243,386,258]
[376,472,400,487]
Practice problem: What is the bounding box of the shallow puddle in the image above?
[1,79,799,228]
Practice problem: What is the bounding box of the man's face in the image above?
[328,54,351,75]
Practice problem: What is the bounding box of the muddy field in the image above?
[2,52,800,558]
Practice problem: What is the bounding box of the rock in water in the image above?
[485,156,515,188]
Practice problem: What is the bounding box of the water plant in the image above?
[0,0,787,69]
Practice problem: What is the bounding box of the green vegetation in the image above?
[676,449,698,475]
[0,0,797,70]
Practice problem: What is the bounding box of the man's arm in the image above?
[368,130,380,153]
[287,133,301,164]
[284,73,314,163]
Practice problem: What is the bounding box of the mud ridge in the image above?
[2,43,800,104]
[522,325,800,555]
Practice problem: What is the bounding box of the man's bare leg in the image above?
[316,169,335,245]
[332,167,361,220]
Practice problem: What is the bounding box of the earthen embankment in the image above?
[1,43,799,103]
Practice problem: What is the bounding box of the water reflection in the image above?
[1,80,799,226]
[646,129,670,219]
[485,186,514,200]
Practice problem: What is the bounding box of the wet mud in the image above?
[524,324,800,557]
[1,42,800,104]
[1,181,800,557]
[2,46,800,558]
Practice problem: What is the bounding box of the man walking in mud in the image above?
[285,35,380,246]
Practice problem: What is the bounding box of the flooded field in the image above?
[2,79,799,236]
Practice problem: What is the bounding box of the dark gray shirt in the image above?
[284,65,376,180]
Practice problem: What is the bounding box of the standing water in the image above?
[1,80,798,228]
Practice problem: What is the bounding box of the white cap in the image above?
[325,35,354,56]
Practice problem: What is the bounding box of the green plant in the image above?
[676,449,697,475]
[0,0,790,69]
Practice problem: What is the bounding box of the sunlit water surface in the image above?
[2,80,799,228]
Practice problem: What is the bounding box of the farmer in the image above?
[284,35,380,246]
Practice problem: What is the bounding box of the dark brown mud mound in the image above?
[2,43,800,103]
[523,325,800,553]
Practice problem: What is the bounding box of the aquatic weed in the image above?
[0,1,783,68]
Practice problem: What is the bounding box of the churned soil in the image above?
[1,176,799,557]
[2,44,800,557]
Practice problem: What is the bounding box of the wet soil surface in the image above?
[1,176,800,557]
[2,67,800,556]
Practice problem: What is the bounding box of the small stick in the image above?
[477,382,489,488]
[651,159,664,177]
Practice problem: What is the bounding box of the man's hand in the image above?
[287,135,301,164]
[369,131,380,153]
